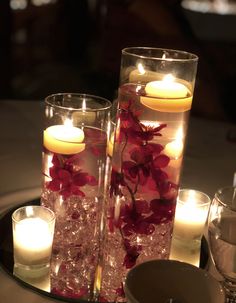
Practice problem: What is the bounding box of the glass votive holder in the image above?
[170,189,211,266]
[12,205,55,278]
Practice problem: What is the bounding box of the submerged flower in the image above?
[109,169,126,197]
[121,202,154,237]
[123,240,142,269]
[47,154,97,199]
[115,283,125,297]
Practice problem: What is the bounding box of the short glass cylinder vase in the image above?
[12,205,55,279]
[41,93,112,300]
[100,47,198,302]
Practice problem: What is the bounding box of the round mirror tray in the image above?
[0,198,209,303]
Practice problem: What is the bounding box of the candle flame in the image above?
[26,206,34,217]
[187,190,197,206]
[162,53,166,60]
[163,73,175,83]
[82,98,86,112]
[136,85,142,93]
[64,118,73,127]
[137,63,145,75]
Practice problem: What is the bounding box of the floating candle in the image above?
[165,139,183,159]
[141,74,192,112]
[72,99,96,124]
[44,124,85,155]
[129,67,161,83]
[164,127,184,159]
[145,74,188,98]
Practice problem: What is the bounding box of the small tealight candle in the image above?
[14,218,52,265]
[174,198,208,240]
[141,74,192,112]
[12,206,55,278]
[170,189,211,267]
[44,123,85,155]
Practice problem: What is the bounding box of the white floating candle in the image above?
[145,74,188,99]
[164,127,184,159]
[141,74,192,112]
[129,67,161,83]
[165,139,183,159]
[44,124,85,155]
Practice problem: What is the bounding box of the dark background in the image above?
[0,0,236,122]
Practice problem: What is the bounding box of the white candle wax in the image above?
[165,139,183,159]
[145,77,188,99]
[44,124,85,155]
[164,127,184,159]
[141,74,192,112]
[173,200,207,241]
[13,218,53,266]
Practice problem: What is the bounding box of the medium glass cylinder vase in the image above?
[41,93,112,300]
[100,47,198,302]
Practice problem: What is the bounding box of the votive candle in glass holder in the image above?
[12,205,55,279]
[41,93,112,300]
[170,189,211,267]
[100,47,198,302]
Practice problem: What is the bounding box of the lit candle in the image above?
[145,75,188,98]
[164,127,184,159]
[13,218,53,266]
[140,74,192,112]
[170,189,210,267]
[173,199,208,241]
[44,123,85,155]
[72,111,96,124]
[72,98,96,124]
[129,66,161,83]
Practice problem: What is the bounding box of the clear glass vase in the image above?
[100,47,198,302]
[40,93,112,300]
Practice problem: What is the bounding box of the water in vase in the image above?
[41,126,107,300]
[100,83,191,302]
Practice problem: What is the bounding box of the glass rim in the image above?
[122,47,198,62]
[12,205,55,224]
[178,188,211,206]
[45,93,112,112]
[214,186,236,210]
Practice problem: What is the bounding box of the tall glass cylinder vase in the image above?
[40,93,112,300]
[100,47,198,302]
